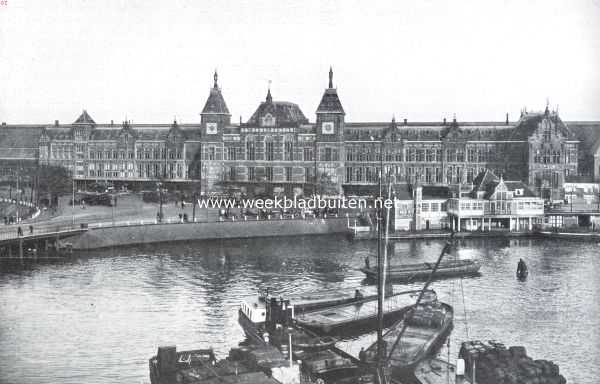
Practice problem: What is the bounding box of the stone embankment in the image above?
[71,217,349,250]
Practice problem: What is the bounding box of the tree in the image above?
[36,165,73,205]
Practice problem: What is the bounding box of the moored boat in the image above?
[360,259,480,282]
[292,335,337,351]
[365,300,454,379]
[148,346,287,384]
[295,289,438,335]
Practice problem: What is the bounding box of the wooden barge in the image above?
[365,300,454,380]
[284,286,378,314]
[238,293,377,383]
[149,345,292,384]
[360,259,481,282]
[295,289,437,335]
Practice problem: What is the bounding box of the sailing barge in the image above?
[361,259,481,282]
[295,289,437,335]
[365,300,454,379]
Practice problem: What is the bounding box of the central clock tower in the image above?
[316,67,345,141]
[200,71,231,139]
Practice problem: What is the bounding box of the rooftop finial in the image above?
[329,66,333,89]
[214,70,218,89]
[266,80,272,103]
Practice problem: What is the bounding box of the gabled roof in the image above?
[422,185,452,200]
[201,72,230,115]
[503,181,537,197]
[509,111,573,140]
[391,183,413,200]
[471,170,500,198]
[247,96,309,127]
[74,110,95,125]
[316,88,344,114]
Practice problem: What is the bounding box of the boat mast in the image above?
[376,138,385,382]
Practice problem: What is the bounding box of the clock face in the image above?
[322,122,334,135]
[206,122,218,135]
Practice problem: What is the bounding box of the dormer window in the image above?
[514,189,524,196]
[261,113,275,127]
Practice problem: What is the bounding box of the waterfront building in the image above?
[446,170,544,232]
[1,69,600,198]
[391,183,451,231]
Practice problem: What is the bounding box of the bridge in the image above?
[0,224,88,259]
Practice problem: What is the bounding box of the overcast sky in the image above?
[1,0,599,124]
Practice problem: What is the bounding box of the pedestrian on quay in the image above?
[17,226,23,237]
[181,200,185,209]
[29,225,34,235]
[3,216,7,225]
[156,211,161,223]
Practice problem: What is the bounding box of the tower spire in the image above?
[266,80,273,103]
[213,70,218,89]
[329,66,333,89]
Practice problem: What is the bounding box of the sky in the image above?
[1,0,599,124]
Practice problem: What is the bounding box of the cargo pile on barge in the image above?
[149,345,298,384]
[458,341,566,384]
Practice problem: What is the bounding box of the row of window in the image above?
[345,146,503,163]
[345,166,488,184]
[204,145,332,161]
[452,200,544,212]
[225,166,313,183]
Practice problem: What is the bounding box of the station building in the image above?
[1,69,600,200]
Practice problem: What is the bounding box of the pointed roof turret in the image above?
[316,67,345,114]
[74,110,95,125]
[266,81,273,104]
[201,71,230,115]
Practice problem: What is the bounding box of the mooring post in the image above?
[18,237,23,260]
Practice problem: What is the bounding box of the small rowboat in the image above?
[292,335,337,351]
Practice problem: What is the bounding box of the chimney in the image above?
[505,113,509,125]
[54,120,59,126]
[443,118,446,125]
[403,118,407,125]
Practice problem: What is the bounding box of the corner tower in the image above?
[316,67,345,141]
[200,71,231,139]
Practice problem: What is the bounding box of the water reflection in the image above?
[0,236,598,384]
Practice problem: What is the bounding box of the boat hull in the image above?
[365,301,454,380]
[295,290,437,335]
[361,260,481,282]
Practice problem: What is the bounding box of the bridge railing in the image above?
[0,224,86,241]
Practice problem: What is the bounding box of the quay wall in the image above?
[71,218,350,250]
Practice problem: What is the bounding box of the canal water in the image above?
[0,236,598,383]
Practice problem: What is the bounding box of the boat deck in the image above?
[364,302,453,373]
[414,358,464,384]
[296,290,436,332]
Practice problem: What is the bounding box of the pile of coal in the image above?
[405,303,447,328]
[459,340,566,384]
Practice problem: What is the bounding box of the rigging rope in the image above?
[460,274,470,340]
